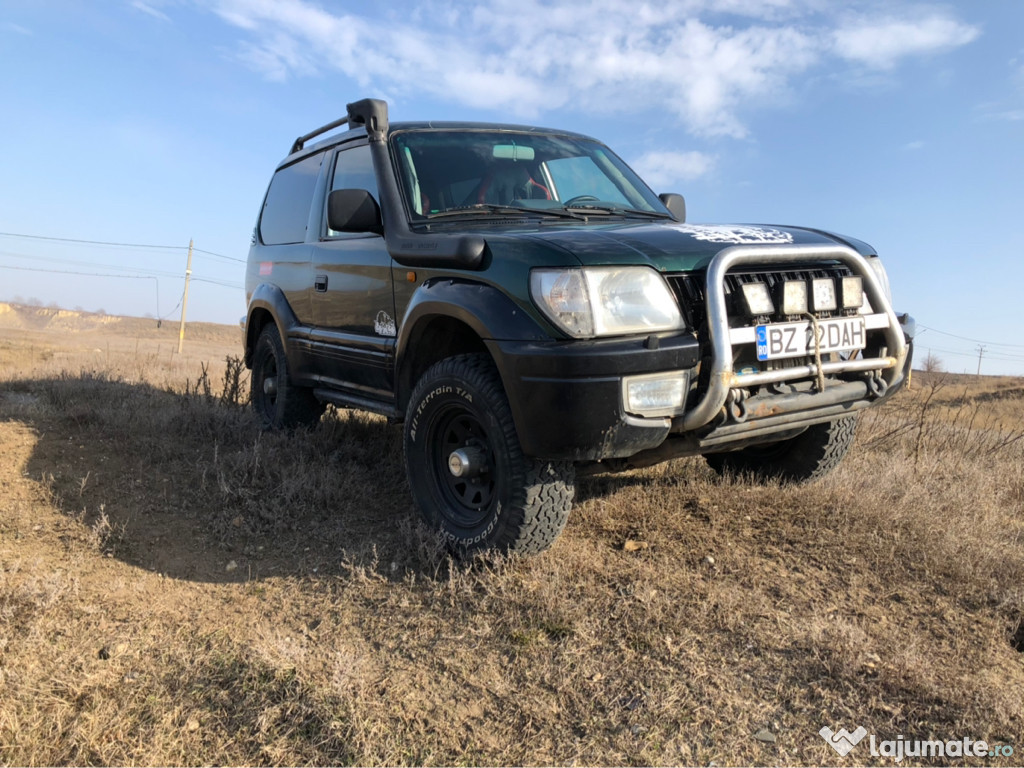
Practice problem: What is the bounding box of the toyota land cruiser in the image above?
[243,98,914,555]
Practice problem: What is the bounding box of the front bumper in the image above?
[487,333,700,461]
[489,246,913,463]
[678,244,911,432]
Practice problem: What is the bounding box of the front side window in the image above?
[327,144,379,237]
[259,151,325,245]
[390,130,668,220]
[330,144,378,198]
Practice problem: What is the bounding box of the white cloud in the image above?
[832,13,980,69]
[130,1,172,23]
[206,0,980,139]
[2,21,31,35]
[903,140,925,150]
[632,151,715,188]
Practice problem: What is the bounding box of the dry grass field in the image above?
[1,301,1022,766]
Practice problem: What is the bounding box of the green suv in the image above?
[244,98,914,555]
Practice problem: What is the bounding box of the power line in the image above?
[0,231,246,263]
[927,346,1024,363]
[0,262,240,320]
[918,323,1024,349]
[0,249,181,278]
[192,277,243,289]
[0,257,241,286]
[0,230,185,251]
[193,248,245,264]
[0,264,164,280]
[160,290,185,322]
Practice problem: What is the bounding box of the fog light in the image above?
[840,276,863,309]
[779,280,808,315]
[811,278,837,311]
[740,282,774,316]
[623,372,687,418]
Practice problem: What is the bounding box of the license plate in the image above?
[755,317,866,361]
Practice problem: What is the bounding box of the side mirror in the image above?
[659,193,686,223]
[327,188,383,234]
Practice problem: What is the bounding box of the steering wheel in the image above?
[563,195,600,206]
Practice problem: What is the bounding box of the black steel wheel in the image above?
[250,324,325,430]
[428,405,498,528]
[404,353,574,556]
[704,415,857,483]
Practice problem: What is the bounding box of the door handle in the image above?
[314,275,328,292]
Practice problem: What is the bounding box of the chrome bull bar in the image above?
[678,245,909,432]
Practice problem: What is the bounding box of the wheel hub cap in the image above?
[263,376,278,396]
[448,446,487,478]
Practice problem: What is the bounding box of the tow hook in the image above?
[867,373,888,398]
[726,389,749,423]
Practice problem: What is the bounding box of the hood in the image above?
[515,222,876,272]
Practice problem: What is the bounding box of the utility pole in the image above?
[177,238,194,354]
[976,344,986,377]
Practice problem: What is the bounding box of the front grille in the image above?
[667,263,855,331]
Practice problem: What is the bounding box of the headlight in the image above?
[530,266,685,338]
[866,256,893,306]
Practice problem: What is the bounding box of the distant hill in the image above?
[0,302,238,345]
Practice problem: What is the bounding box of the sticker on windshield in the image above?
[674,225,794,244]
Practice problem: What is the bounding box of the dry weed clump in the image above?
[848,381,1024,599]
[1,622,356,765]
[2,338,1023,765]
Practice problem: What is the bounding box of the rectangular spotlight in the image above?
[740,282,774,316]
[811,277,837,312]
[841,276,864,310]
[779,280,808,315]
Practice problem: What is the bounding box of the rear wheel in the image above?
[250,324,325,430]
[404,353,574,556]
[704,415,857,482]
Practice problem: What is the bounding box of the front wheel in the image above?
[250,324,325,430]
[704,415,858,482]
[404,354,574,556]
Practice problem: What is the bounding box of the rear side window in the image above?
[259,152,325,245]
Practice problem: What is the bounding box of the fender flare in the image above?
[244,283,302,367]
[395,278,553,407]
[397,278,549,352]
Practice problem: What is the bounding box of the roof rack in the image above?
[289,98,389,154]
[290,115,349,155]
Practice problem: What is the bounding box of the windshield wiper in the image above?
[425,204,584,220]
[562,203,672,219]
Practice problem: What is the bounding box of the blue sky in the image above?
[1,0,1023,374]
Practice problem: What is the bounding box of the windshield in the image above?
[390,129,669,220]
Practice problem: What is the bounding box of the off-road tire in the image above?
[250,324,325,430]
[404,353,574,556]
[704,415,857,483]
